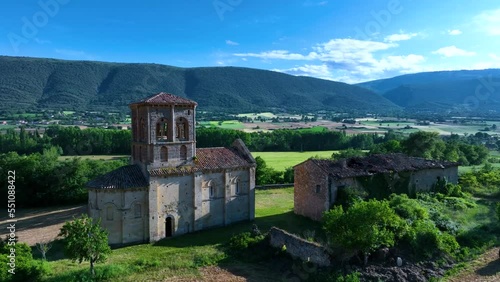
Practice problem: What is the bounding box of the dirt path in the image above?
[447,247,500,282]
[0,205,86,246]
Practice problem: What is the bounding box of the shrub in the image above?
[228,232,265,251]
[323,199,407,264]
[496,203,500,222]
[405,220,459,260]
[0,242,51,282]
[335,186,368,209]
[389,194,429,222]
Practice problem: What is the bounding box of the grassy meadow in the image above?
[198,120,245,130]
[252,150,337,171]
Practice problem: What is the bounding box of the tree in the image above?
[331,148,365,160]
[323,199,406,264]
[402,131,445,160]
[58,214,111,276]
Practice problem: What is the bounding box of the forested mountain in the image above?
[358,69,500,113]
[0,56,398,113]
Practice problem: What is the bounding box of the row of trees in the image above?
[0,126,493,160]
[0,147,127,207]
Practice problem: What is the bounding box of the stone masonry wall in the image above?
[269,227,330,267]
[294,160,328,221]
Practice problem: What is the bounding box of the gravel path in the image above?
[447,247,500,282]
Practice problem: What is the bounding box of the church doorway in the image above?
[165,216,173,237]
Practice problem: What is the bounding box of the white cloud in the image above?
[471,53,500,69]
[234,50,313,60]
[225,40,239,46]
[474,9,500,35]
[274,64,333,80]
[384,32,418,42]
[235,38,429,83]
[432,46,476,57]
[303,1,328,6]
[54,49,97,60]
[448,29,462,35]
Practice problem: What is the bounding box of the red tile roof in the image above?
[149,147,254,176]
[299,153,458,179]
[86,165,148,189]
[131,92,197,106]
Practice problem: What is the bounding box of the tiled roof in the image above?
[132,92,197,106]
[149,147,254,177]
[303,154,458,179]
[86,165,148,189]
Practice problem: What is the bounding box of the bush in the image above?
[0,242,51,282]
[405,220,459,259]
[335,186,368,209]
[323,199,407,264]
[496,203,500,222]
[228,232,265,251]
[389,194,429,222]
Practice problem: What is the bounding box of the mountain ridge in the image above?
[0,56,398,114]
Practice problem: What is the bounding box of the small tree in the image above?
[58,214,111,276]
[36,239,53,260]
[323,199,406,264]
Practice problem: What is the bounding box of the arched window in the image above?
[232,177,240,195]
[139,117,146,141]
[160,146,168,162]
[156,118,168,141]
[106,206,114,221]
[134,203,141,218]
[176,117,189,140]
[180,145,187,160]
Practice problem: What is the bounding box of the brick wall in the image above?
[294,160,328,221]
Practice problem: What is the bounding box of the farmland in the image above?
[252,150,337,171]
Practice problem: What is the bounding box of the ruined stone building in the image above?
[294,154,459,221]
[86,93,256,244]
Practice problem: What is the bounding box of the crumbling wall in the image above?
[269,227,330,267]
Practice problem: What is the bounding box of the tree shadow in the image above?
[153,211,321,248]
[476,259,500,276]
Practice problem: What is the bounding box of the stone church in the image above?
[86,93,256,244]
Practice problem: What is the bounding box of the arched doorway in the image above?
[165,216,173,237]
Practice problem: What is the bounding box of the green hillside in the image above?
[357,69,500,113]
[0,56,399,113]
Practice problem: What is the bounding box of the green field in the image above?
[44,188,319,281]
[198,120,244,130]
[62,111,75,115]
[252,150,337,171]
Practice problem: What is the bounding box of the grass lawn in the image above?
[198,120,245,130]
[43,188,319,281]
[459,163,500,173]
[252,150,338,171]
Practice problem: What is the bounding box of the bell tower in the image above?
[129,92,197,170]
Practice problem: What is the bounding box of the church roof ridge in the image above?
[130,92,197,106]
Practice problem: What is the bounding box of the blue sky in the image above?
[1,0,499,83]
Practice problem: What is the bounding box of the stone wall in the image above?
[294,160,328,221]
[269,227,330,267]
